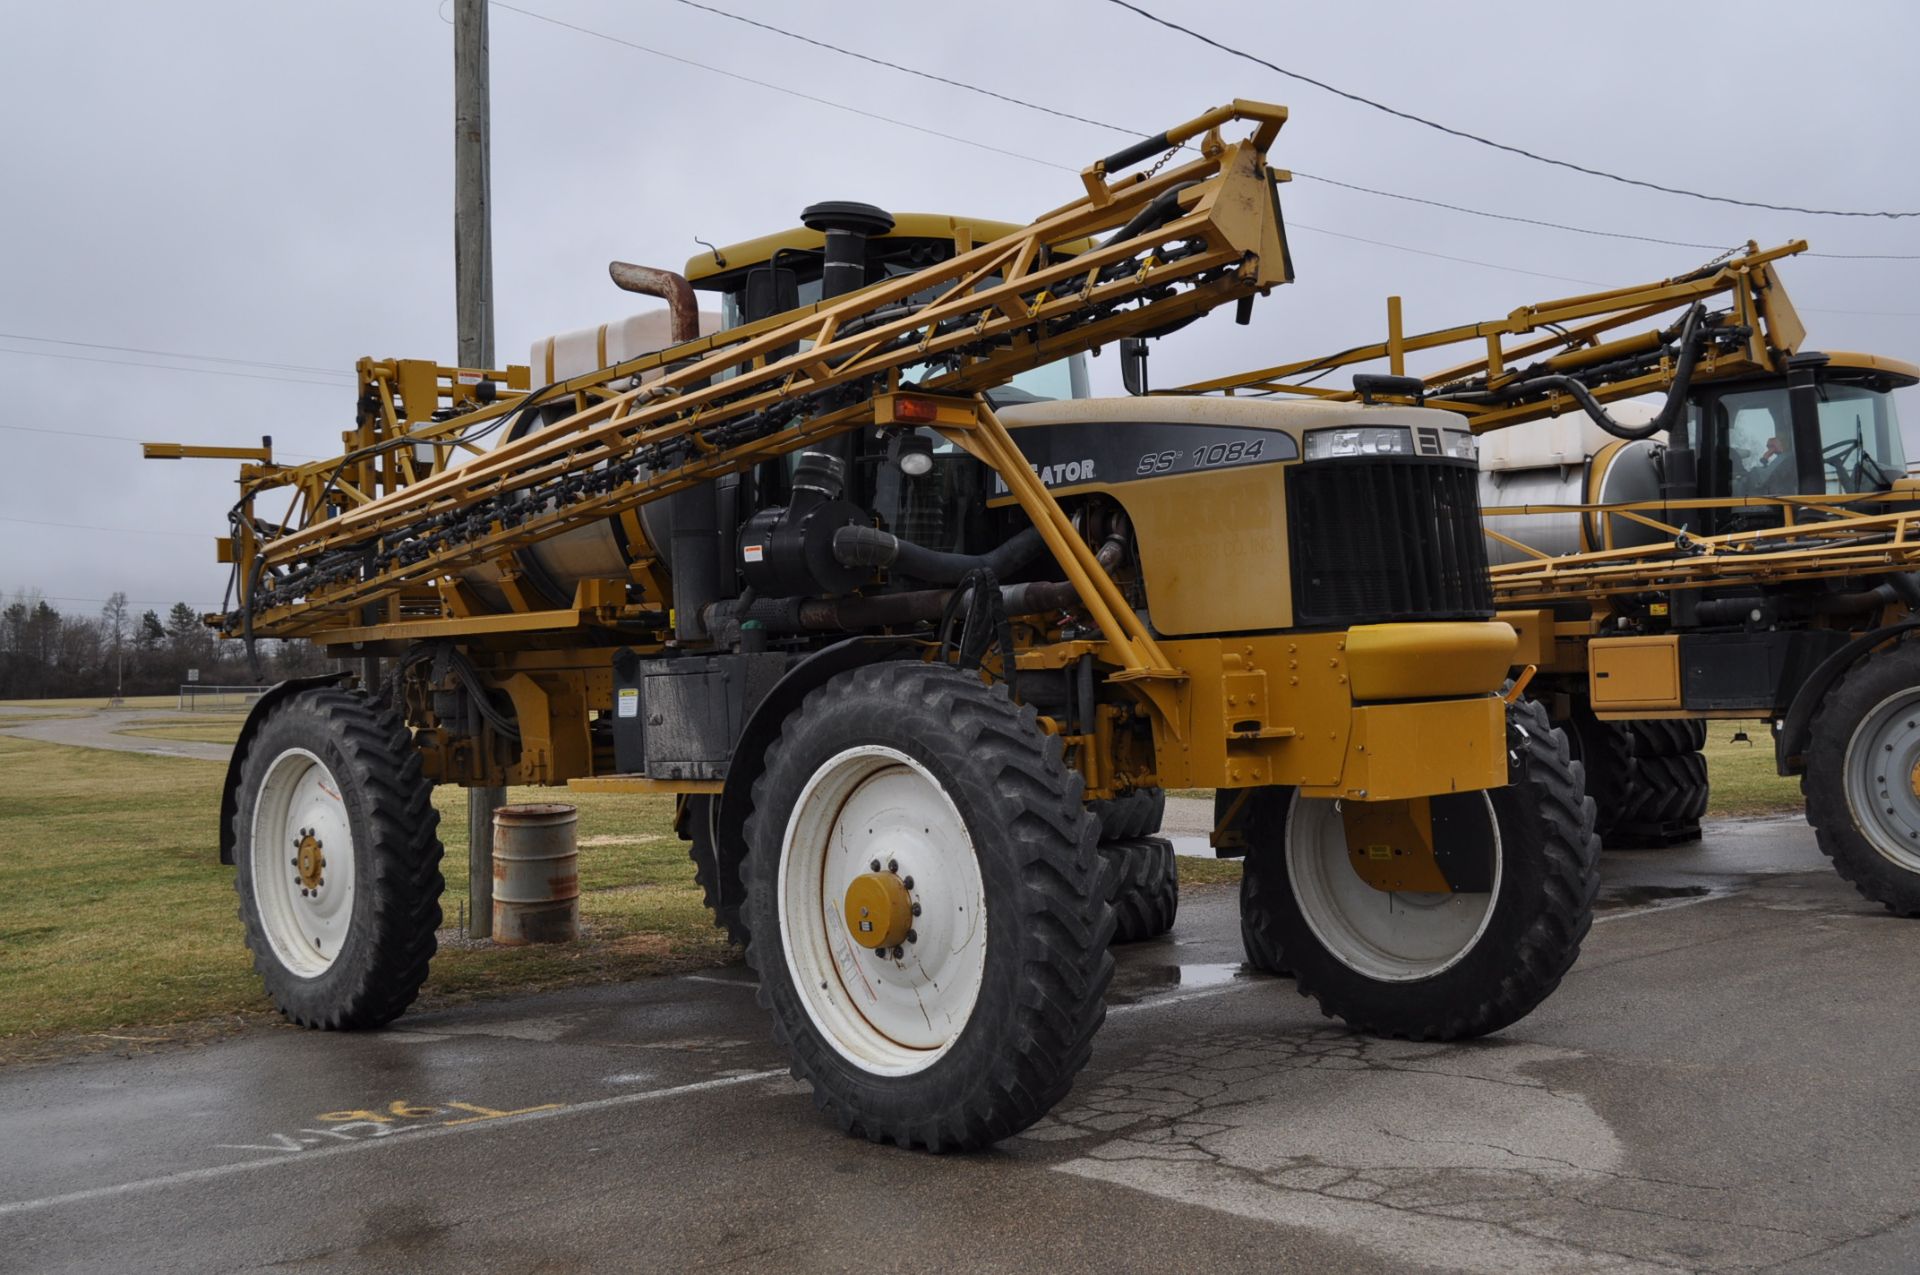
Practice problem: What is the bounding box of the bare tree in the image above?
[100,591,130,700]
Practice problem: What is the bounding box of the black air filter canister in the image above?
[801,201,895,301]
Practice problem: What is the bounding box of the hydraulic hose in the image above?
[1100,182,1200,250]
[1496,303,1709,441]
[832,525,1045,584]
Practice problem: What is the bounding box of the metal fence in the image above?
[176,684,271,712]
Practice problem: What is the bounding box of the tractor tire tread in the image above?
[231,687,443,1030]
[1099,835,1178,944]
[743,661,1113,1151]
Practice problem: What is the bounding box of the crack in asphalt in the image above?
[1020,1030,1850,1273]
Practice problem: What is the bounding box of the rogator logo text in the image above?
[993,457,1096,493]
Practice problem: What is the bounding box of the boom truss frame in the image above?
[174,101,1296,642]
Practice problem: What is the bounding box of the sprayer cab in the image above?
[1677,352,1917,533]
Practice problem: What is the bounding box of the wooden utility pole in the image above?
[455,0,504,938]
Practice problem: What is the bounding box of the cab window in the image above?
[1815,382,1905,493]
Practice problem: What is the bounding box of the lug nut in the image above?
[891,945,905,959]
[870,859,882,872]
[910,902,922,916]
[905,929,918,944]
[887,859,898,874]
[902,876,914,890]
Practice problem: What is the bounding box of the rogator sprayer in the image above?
[1167,241,1920,919]
[152,103,1598,1150]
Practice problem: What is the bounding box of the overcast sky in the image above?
[6,0,1920,618]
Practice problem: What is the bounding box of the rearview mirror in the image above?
[1120,337,1149,397]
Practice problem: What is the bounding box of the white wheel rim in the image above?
[778,746,987,1077]
[1285,794,1501,982]
[1843,688,1920,874]
[249,748,356,977]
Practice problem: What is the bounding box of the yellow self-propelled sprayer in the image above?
[149,103,1601,1151]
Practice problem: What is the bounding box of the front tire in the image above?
[743,662,1112,1150]
[1239,695,1599,1039]
[1804,643,1920,916]
[231,687,443,1029]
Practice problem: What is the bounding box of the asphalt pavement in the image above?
[3,816,1916,1274]
[0,707,230,762]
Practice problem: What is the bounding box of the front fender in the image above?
[1774,621,1920,775]
[714,637,924,867]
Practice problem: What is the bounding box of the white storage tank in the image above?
[1477,401,1670,566]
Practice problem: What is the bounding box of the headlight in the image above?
[1303,425,1413,461]
[1441,428,1477,460]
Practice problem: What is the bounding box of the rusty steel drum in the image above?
[491,803,580,945]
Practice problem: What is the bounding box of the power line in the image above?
[1800,306,1920,319]
[0,344,348,389]
[0,516,207,540]
[0,421,323,461]
[1288,224,1604,287]
[500,4,1920,291]
[1290,173,1728,252]
[1100,0,1920,221]
[489,2,1071,171]
[504,3,1691,286]
[0,332,352,379]
[666,0,1118,133]
[660,0,1919,259]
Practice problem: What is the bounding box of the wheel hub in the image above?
[293,830,326,892]
[779,745,986,1074]
[1907,759,1920,802]
[844,871,913,949]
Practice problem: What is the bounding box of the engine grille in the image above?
[1287,457,1493,627]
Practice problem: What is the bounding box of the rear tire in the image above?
[231,688,443,1029]
[1610,721,1709,848]
[1092,787,1166,840]
[1560,700,1633,840]
[680,795,749,946]
[1803,643,1920,917]
[743,662,1113,1150]
[1627,718,1707,757]
[1238,695,1599,1039]
[1100,835,1177,943]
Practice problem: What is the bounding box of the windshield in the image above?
[1703,381,1906,499]
[1815,382,1905,492]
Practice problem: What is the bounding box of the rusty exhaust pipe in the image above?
[608,261,700,343]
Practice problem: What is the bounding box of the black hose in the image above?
[1100,182,1199,250]
[1495,304,1709,441]
[1885,572,1920,610]
[938,566,1018,700]
[833,525,1045,584]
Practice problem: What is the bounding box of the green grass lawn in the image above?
[1699,723,1802,816]
[0,736,735,1057]
[0,694,181,710]
[112,715,248,746]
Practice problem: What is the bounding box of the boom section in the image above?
[221,101,1295,639]
[1170,240,1809,434]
